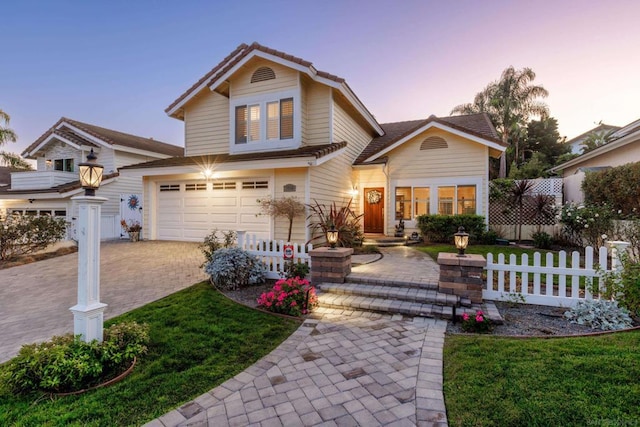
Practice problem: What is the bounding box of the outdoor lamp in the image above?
[454,226,469,257]
[327,225,339,249]
[78,149,103,196]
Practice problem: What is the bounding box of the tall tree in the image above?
[0,151,33,170]
[452,67,549,178]
[581,128,616,154]
[0,109,17,146]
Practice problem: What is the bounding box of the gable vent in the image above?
[251,67,276,83]
[420,136,448,150]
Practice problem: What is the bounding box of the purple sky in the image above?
[2,0,640,156]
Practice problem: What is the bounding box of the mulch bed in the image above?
[0,246,78,270]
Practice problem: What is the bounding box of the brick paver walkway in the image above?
[350,246,440,286]
[0,240,206,363]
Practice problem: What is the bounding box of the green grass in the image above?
[417,244,556,264]
[0,282,300,426]
[444,331,640,426]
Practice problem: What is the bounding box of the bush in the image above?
[597,254,640,317]
[4,322,149,394]
[204,247,267,290]
[200,229,236,263]
[559,203,614,248]
[532,231,553,249]
[280,260,310,279]
[583,162,640,217]
[0,214,67,261]
[460,310,492,333]
[416,214,486,243]
[257,277,318,317]
[480,229,499,245]
[564,300,633,331]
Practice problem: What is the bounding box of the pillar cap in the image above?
[310,247,354,257]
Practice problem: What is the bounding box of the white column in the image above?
[607,240,630,273]
[70,195,108,342]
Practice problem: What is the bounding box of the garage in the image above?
[156,178,271,241]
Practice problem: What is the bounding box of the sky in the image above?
[2,0,640,156]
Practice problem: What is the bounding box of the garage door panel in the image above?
[158,213,182,224]
[214,197,238,207]
[183,213,210,223]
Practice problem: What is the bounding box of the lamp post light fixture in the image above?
[327,225,339,249]
[70,149,107,343]
[454,226,469,257]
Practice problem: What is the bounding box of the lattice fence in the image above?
[489,196,557,225]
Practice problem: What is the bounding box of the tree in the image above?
[258,197,306,242]
[512,117,570,177]
[0,151,33,170]
[0,109,29,170]
[452,67,549,178]
[510,179,534,242]
[581,128,617,154]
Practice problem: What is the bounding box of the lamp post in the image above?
[70,149,107,342]
[454,226,469,257]
[327,225,339,249]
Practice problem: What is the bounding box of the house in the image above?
[120,42,506,242]
[0,118,183,239]
[563,123,620,155]
[0,166,17,188]
[551,117,640,203]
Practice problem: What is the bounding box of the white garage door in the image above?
[157,179,271,242]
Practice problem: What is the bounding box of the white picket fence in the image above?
[485,245,624,307]
[237,231,313,279]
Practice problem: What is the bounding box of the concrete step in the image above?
[317,293,455,319]
[345,275,439,291]
[317,282,458,306]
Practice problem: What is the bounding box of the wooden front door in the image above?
[363,188,384,233]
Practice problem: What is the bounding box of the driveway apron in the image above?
[0,240,207,363]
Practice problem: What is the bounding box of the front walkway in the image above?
[351,246,440,286]
[0,240,206,363]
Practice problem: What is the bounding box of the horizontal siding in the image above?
[274,168,307,243]
[230,59,298,98]
[184,91,229,156]
[304,80,331,145]
[95,176,144,216]
[562,141,640,176]
[115,151,169,170]
[332,97,373,163]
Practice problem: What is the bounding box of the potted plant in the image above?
[120,219,142,242]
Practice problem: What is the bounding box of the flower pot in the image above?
[129,231,140,242]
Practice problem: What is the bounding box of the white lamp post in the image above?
[70,149,107,342]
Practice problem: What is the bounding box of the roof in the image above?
[120,142,347,170]
[354,113,503,164]
[165,42,383,136]
[22,118,183,158]
[0,172,119,195]
[565,123,620,145]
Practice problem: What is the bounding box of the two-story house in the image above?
[121,42,506,242]
[0,117,183,239]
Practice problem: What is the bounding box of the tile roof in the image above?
[166,42,346,116]
[120,142,347,170]
[354,113,503,164]
[0,172,119,195]
[22,118,183,158]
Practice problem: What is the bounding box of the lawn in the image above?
[0,282,300,426]
[444,331,640,426]
[417,244,556,264]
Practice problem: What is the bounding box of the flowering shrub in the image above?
[257,277,318,317]
[205,247,266,290]
[120,219,142,233]
[0,214,67,260]
[559,202,614,248]
[460,310,492,333]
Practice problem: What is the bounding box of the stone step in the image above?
[317,282,458,306]
[316,293,455,319]
[345,275,439,291]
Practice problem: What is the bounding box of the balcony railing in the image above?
[10,170,77,191]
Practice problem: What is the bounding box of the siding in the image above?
[184,91,229,156]
[37,141,117,174]
[114,151,170,170]
[563,140,640,176]
[273,168,307,243]
[304,79,331,145]
[230,59,298,98]
[332,95,374,159]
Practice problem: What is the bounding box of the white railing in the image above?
[237,231,312,279]
[485,245,624,307]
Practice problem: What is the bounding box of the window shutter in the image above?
[280,98,293,139]
[235,106,247,144]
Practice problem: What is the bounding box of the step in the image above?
[317,293,455,319]
[345,275,439,291]
[317,282,458,306]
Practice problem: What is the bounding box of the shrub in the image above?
[460,310,492,333]
[205,247,266,290]
[564,300,633,331]
[257,277,318,317]
[559,202,614,248]
[480,229,499,245]
[597,254,640,317]
[583,162,640,217]
[200,229,236,263]
[4,322,149,394]
[416,214,485,243]
[307,199,364,248]
[280,260,310,279]
[0,214,67,261]
[532,231,553,249]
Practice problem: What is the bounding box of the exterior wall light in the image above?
[454,226,469,257]
[327,225,339,249]
[78,149,103,196]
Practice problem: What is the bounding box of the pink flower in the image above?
[290,301,297,307]
[476,310,484,316]
[476,315,484,322]
[462,313,469,321]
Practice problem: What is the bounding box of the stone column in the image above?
[437,253,486,304]
[310,247,353,283]
[69,195,108,342]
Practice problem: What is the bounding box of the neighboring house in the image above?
[121,42,506,242]
[551,117,640,203]
[0,118,183,239]
[564,123,620,155]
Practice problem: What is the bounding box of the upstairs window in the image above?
[235,98,293,144]
[54,158,74,172]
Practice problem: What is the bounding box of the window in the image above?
[185,183,207,191]
[242,181,269,189]
[53,158,74,172]
[438,187,455,215]
[212,181,237,190]
[414,187,430,216]
[395,184,476,218]
[395,187,411,220]
[159,184,180,192]
[457,185,476,214]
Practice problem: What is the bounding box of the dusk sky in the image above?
[2,0,640,156]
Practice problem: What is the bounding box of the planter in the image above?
[129,231,140,242]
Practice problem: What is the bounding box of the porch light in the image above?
[454,226,469,257]
[327,225,339,249]
[78,149,103,196]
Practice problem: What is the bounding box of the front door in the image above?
[364,187,384,233]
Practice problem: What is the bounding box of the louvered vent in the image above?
[251,67,276,83]
[420,136,448,150]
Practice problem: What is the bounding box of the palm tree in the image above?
[0,109,31,170]
[581,129,616,154]
[452,67,549,178]
[0,109,17,146]
[0,151,33,170]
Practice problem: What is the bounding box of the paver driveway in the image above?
[0,240,207,363]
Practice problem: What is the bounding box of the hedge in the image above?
[416,214,486,243]
[583,162,640,217]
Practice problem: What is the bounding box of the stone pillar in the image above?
[69,195,108,342]
[310,247,353,283]
[437,253,485,304]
